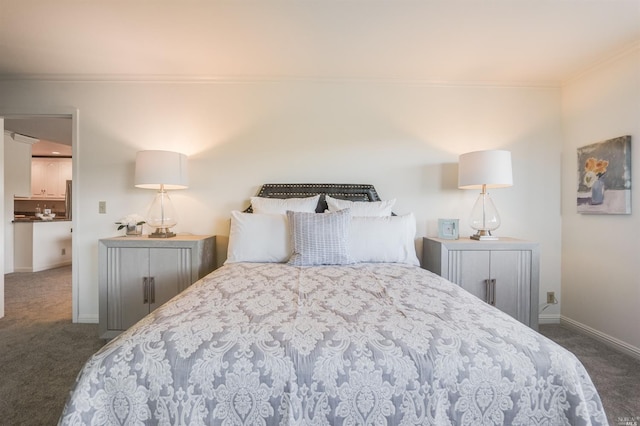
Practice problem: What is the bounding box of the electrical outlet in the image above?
[98,201,106,214]
[547,292,556,304]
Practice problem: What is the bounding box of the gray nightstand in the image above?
[423,237,540,330]
[99,235,215,339]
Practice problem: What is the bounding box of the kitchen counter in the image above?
[14,220,72,272]
[13,217,70,223]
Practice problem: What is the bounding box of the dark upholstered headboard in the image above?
[246,183,383,213]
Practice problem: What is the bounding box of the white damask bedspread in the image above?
[60,263,608,425]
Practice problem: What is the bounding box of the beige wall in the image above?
[4,140,43,274]
[0,79,562,324]
[561,44,640,353]
[0,118,4,318]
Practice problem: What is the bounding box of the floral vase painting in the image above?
[577,135,631,214]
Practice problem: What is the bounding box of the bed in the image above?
[59,184,608,425]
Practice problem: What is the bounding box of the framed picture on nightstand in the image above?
[437,218,459,240]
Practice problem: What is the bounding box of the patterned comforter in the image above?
[60,263,607,425]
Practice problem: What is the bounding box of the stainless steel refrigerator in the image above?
[65,180,72,220]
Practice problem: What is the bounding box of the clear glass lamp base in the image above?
[469,191,501,240]
[146,190,178,239]
[149,227,176,238]
[470,229,499,241]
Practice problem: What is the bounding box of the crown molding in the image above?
[0,73,561,89]
[563,39,640,86]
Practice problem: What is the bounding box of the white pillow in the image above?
[349,213,420,266]
[287,209,353,266]
[251,195,320,214]
[225,211,291,264]
[325,194,395,217]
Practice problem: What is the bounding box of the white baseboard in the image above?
[14,261,72,273]
[560,315,640,361]
[76,314,99,324]
[538,314,561,324]
[33,261,72,272]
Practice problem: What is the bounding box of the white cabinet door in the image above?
[32,158,60,198]
[58,158,72,190]
[31,159,47,197]
[31,158,71,198]
[43,159,62,197]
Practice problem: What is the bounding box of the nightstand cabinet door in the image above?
[423,237,539,330]
[491,250,532,323]
[148,247,193,311]
[447,250,490,299]
[99,235,215,339]
[109,247,151,332]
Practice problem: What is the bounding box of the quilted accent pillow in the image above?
[325,194,395,216]
[287,209,352,266]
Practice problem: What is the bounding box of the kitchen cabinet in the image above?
[423,237,540,329]
[99,235,215,339]
[59,159,72,186]
[31,158,49,197]
[31,157,72,199]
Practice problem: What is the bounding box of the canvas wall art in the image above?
[577,135,631,214]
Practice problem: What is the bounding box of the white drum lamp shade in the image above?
[458,150,513,240]
[135,150,188,238]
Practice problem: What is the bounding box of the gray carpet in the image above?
[0,266,104,425]
[539,323,640,425]
[1,266,639,425]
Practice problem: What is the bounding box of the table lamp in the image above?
[458,149,513,240]
[134,150,188,238]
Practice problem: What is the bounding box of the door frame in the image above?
[0,107,79,321]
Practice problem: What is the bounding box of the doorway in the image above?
[1,109,78,322]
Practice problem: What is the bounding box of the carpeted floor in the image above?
[539,324,640,425]
[0,266,638,425]
[0,266,104,425]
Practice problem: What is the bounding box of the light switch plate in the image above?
[98,201,106,214]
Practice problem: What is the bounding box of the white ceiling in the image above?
[4,118,72,155]
[1,0,639,147]
[0,0,638,85]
